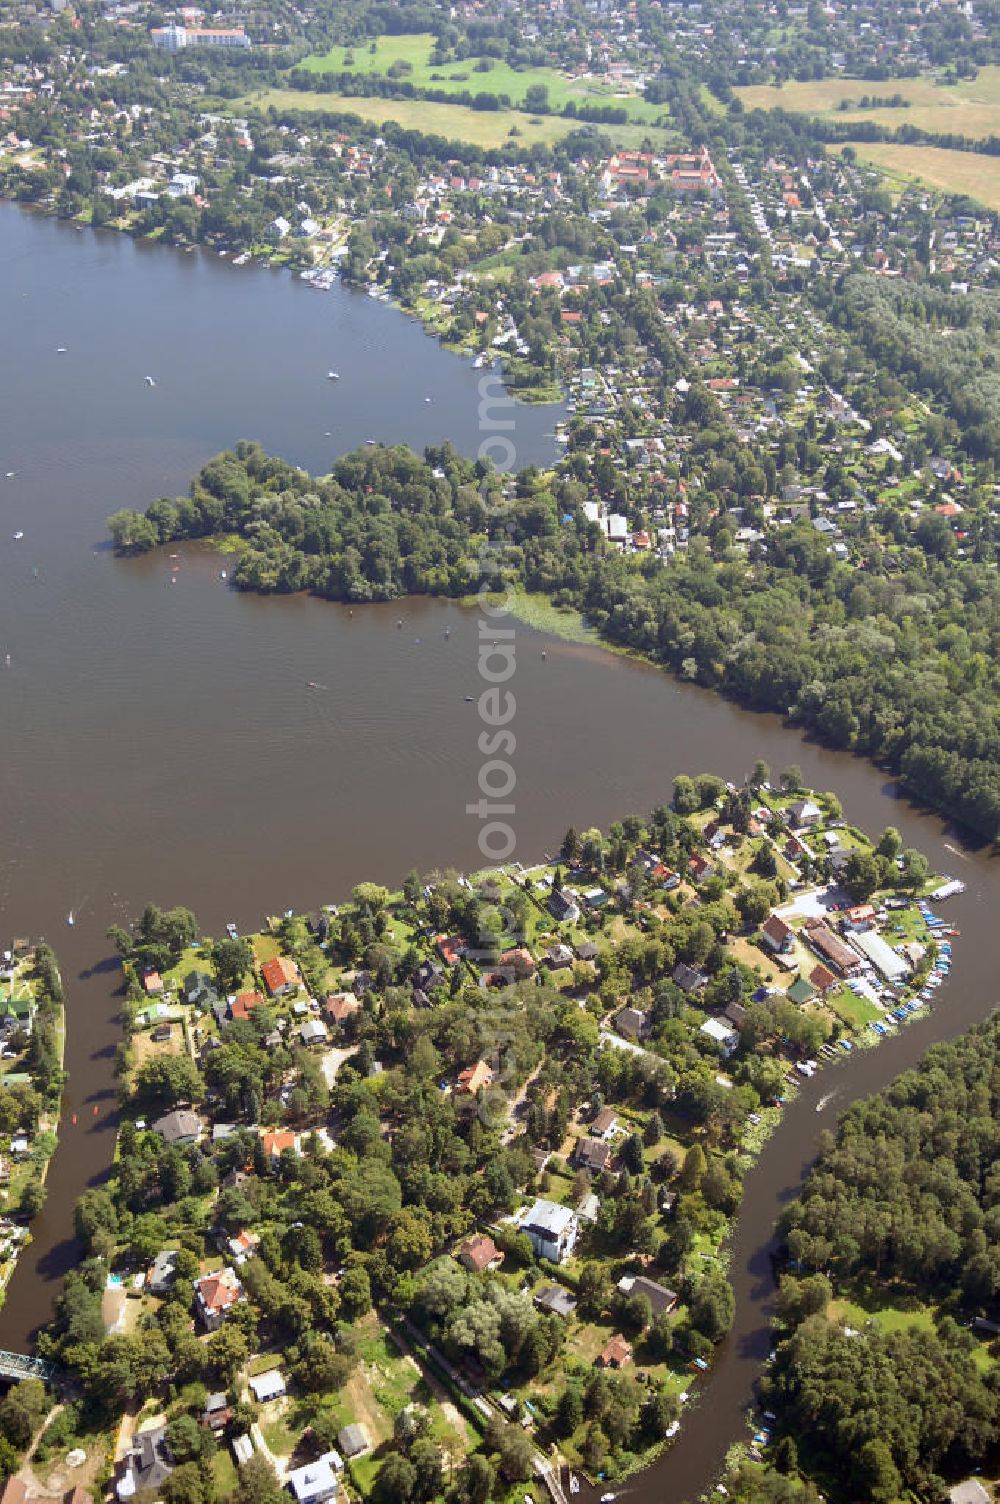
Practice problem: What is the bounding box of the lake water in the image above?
[0,204,997,1502]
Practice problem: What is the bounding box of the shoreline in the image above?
[2,197,564,409]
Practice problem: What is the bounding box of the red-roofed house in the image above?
[598,1335,633,1368]
[326,992,361,1026]
[458,1234,504,1273]
[809,964,837,995]
[261,956,301,998]
[230,990,265,1022]
[435,935,465,967]
[260,1128,298,1164]
[194,1267,243,1330]
[761,914,794,954]
[456,1060,494,1095]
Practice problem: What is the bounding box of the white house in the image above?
[249,1369,286,1402]
[700,1016,739,1057]
[522,1198,578,1264]
[287,1456,339,1504]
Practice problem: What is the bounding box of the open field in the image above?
[231,88,666,149]
[736,67,1000,140]
[298,31,667,125]
[837,141,1000,211]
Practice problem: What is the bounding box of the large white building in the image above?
[151,24,250,48]
[522,1199,579,1263]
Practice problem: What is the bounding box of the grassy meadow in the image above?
[839,141,1000,210]
[297,31,668,125]
[231,86,667,150]
[736,67,1000,140]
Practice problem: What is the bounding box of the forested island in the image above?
[717,1014,1000,1504]
[110,442,1000,841]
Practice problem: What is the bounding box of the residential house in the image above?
[261,956,301,998]
[249,1370,286,1403]
[546,944,574,969]
[325,993,361,1028]
[498,947,535,978]
[224,1228,260,1264]
[117,1424,174,1500]
[573,1136,612,1174]
[948,1483,990,1504]
[299,1019,328,1047]
[688,853,713,883]
[590,1106,619,1140]
[413,959,445,991]
[193,1267,243,1330]
[230,990,265,1022]
[522,1199,579,1264]
[787,799,822,828]
[700,1016,739,1057]
[808,964,837,995]
[761,914,794,954]
[148,1248,178,1294]
[534,1284,577,1318]
[184,970,218,1007]
[672,962,708,994]
[232,1436,254,1467]
[577,1192,600,1223]
[202,1394,232,1432]
[458,1234,504,1274]
[435,935,465,967]
[337,1424,371,1459]
[260,1128,298,1164]
[597,1335,633,1369]
[614,1006,650,1042]
[456,1060,494,1095]
[616,1273,678,1317]
[548,888,581,924]
[287,1457,339,1504]
[151,1109,201,1145]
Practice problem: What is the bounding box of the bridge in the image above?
[0,1350,58,1383]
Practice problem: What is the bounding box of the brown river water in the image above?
[0,204,997,1501]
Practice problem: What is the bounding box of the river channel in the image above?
[0,203,996,1502]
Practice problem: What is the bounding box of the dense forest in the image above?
[758,1015,1000,1500]
[108,442,1000,841]
[785,1016,1000,1303]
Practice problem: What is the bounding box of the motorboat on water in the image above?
[328,371,340,380]
[145,376,156,387]
[67,911,75,926]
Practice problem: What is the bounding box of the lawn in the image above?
[297,32,667,125]
[825,986,880,1029]
[736,67,1000,142]
[838,142,1000,212]
[828,1293,936,1336]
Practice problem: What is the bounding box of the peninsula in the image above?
[0,779,960,1504]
